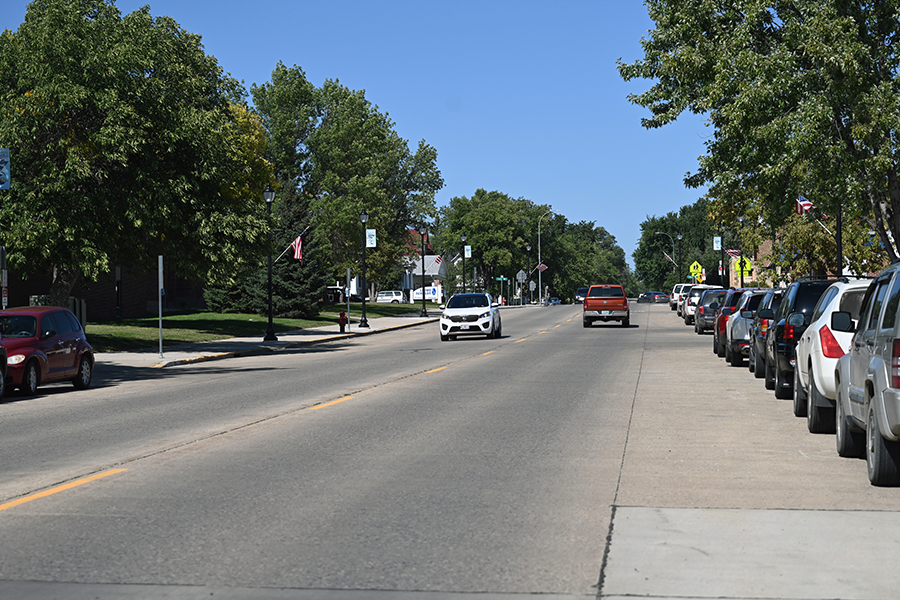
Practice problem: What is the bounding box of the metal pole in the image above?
[539,210,553,305]
[420,225,428,317]
[263,186,277,341]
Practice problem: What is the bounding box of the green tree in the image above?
[0,0,271,305]
[619,1,900,272]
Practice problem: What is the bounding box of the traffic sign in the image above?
[689,261,703,278]
[736,256,752,277]
[516,270,527,283]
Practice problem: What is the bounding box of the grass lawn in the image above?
[86,302,425,352]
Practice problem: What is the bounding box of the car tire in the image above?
[712,332,719,355]
[494,319,502,338]
[391,300,399,304]
[440,334,449,342]
[765,356,776,390]
[753,348,766,379]
[775,365,792,399]
[867,405,900,486]
[724,340,732,362]
[583,318,590,328]
[72,354,92,390]
[729,344,743,367]
[836,383,865,458]
[622,317,629,327]
[0,368,5,401]
[793,367,808,417]
[21,361,39,396]
[748,346,755,372]
[807,364,835,434]
[716,333,726,358]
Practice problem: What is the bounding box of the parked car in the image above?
[439,293,501,341]
[831,262,900,485]
[574,287,589,303]
[669,283,691,312]
[375,290,407,304]
[683,284,723,326]
[638,291,667,303]
[757,276,838,399]
[748,288,784,379]
[724,289,767,366]
[548,297,561,306]
[0,306,93,395]
[675,284,693,317]
[695,289,727,334]
[712,288,752,357]
[793,279,870,432]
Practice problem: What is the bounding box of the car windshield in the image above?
[704,292,726,305]
[589,287,623,297]
[0,315,38,338]
[447,295,489,309]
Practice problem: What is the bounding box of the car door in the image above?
[848,277,889,416]
[40,311,78,380]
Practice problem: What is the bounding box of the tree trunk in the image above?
[48,267,81,308]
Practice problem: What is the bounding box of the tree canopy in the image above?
[0,0,271,305]
[619,0,900,277]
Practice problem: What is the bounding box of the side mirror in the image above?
[787,312,805,327]
[757,308,774,320]
[831,311,855,333]
[721,307,734,316]
[491,302,499,307]
[709,302,719,311]
[439,305,446,310]
[741,309,754,319]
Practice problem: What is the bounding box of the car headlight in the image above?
[8,354,25,365]
[479,311,491,319]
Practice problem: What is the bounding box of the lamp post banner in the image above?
[366,229,376,248]
[0,148,9,190]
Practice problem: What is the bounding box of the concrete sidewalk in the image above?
[93,314,439,369]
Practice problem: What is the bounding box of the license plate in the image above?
[461,325,470,330]
[601,311,610,315]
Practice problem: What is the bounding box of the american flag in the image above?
[796,195,814,215]
[291,236,302,263]
[663,251,677,266]
[725,249,741,259]
[536,263,548,272]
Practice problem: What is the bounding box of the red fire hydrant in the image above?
[339,310,348,333]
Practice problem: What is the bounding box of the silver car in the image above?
[439,293,502,341]
[724,290,767,367]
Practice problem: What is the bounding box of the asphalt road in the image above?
[1,304,898,600]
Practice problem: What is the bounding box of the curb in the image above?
[152,318,440,368]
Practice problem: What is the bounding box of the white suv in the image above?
[376,290,407,304]
[794,278,869,433]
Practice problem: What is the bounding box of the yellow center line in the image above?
[539,331,547,334]
[0,468,127,513]
[482,350,496,355]
[514,339,527,343]
[426,366,448,373]
[554,324,561,328]
[310,396,354,410]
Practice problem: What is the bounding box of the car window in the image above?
[867,280,890,331]
[0,315,37,338]
[811,287,838,323]
[588,287,623,297]
[746,293,764,311]
[839,289,866,319]
[51,311,75,335]
[447,295,488,309]
[63,310,83,332]
[880,277,900,331]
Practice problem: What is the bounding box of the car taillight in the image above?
[893,339,900,388]
[819,325,844,359]
[698,306,704,315]
[784,324,794,341]
[760,318,769,334]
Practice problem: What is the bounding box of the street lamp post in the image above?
[526,244,532,304]
[677,233,683,284]
[737,216,746,288]
[460,233,467,294]
[263,184,278,342]
[419,224,428,317]
[538,210,553,305]
[359,210,370,328]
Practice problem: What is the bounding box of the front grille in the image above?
[449,314,479,323]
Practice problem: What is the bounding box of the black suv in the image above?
[749,288,784,379]
[758,277,837,399]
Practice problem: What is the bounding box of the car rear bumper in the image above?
[584,310,628,320]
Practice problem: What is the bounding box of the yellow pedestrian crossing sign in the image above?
[689,261,703,278]
[735,256,752,277]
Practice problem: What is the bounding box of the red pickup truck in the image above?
[583,284,630,327]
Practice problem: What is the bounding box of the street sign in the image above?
[736,256,752,277]
[689,261,703,278]
[516,270,527,283]
[495,276,508,281]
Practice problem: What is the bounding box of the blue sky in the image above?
[9,0,709,266]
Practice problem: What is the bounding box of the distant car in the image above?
[695,289,727,334]
[684,284,723,326]
[638,291,668,303]
[548,297,561,305]
[575,287,589,303]
[439,293,502,341]
[675,284,694,317]
[376,290,407,304]
[794,278,870,432]
[583,284,630,327]
[724,290,766,366]
[0,306,93,395]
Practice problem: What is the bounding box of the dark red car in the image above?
[0,306,93,395]
[712,288,750,358]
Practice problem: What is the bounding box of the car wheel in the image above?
[807,364,835,434]
[753,347,766,379]
[583,318,591,328]
[836,383,865,458]
[792,367,808,417]
[440,334,449,342]
[0,368,5,401]
[764,356,776,390]
[72,354,92,390]
[748,346,755,372]
[494,319,502,338]
[867,404,900,486]
[716,333,726,358]
[21,361,39,396]
[775,365,792,399]
[712,332,719,355]
[622,317,629,327]
[724,339,733,362]
[730,344,743,367]
[391,300,399,304]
